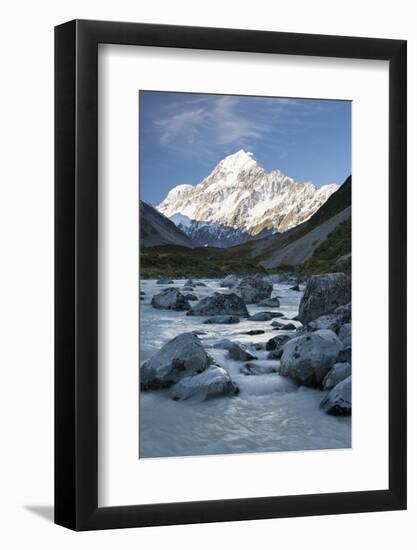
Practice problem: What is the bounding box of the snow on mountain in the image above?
[157,150,339,238]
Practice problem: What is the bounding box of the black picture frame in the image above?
[55,19,407,531]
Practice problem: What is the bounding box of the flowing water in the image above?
[139,278,351,458]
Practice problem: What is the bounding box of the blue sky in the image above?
[139,91,351,205]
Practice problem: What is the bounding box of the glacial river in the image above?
[139,278,351,458]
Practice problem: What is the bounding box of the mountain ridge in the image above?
[157,150,340,240]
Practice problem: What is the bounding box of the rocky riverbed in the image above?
[139,274,351,458]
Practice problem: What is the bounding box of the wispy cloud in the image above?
[144,93,337,163]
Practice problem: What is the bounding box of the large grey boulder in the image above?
[169,365,238,401]
[140,333,212,390]
[151,288,191,311]
[236,274,273,304]
[183,293,198,301]
[322,362,351,390]
[187,292,248,317]
[299,273,351,325]
[338,323,352,347]
[279,329,343,387]
[203,315,240,324]
[257,297,281,308]
[228,343,257,362]
[320,376,352,416]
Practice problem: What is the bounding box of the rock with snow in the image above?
[169,365,238,401]
[156,278,174,285]
[203,315,240,324]
[299,273,351,325]
[338,323,352,347]
[187,292,248,317]
[265,334,293,352]
[228,343,257,362]
[140,333,212,390]
[240,362,278,376]
[279,329,343,387]
[320,376,352,416]
[151,288,191,311]
[322,362,351,390]
[257,297,281,308]
[236,274,273,304]
[157,150,339,241]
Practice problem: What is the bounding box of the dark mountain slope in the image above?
[140,201,194,248]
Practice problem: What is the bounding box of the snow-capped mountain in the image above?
[169,213,273,248]
[157,150,339,239]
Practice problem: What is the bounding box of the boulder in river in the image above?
[140,332,212,390]
[299,273,351,325]
[187,292,248,317]
[228,343,257,361]
[270,321,297,331]
[257,296,281,308]
[151,288,191,311]
[183,293,198,301]
[244,329,265,336]
[236,274,273,304]
[279,329,343,387]
[290,284,300,291]
[169,365,238,401]
[320,376,352,416]
[249,311,283,321]
[265,334,293,351]
[203,315,240,324]
[157,278,174,285]
[322,362,351,390]
[212,338,234,350]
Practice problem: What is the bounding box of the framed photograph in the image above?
[55,19,407,530]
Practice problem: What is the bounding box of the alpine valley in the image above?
[141,150,351,279]
[140,151,352,458]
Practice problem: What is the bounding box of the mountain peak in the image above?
[217,149,258,173]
